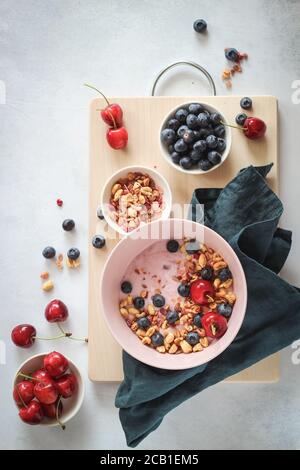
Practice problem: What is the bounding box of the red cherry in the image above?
[56,198,63,207]
[101,104,123,127]
[190,279,214,306]
[19,400,44,425]
[34,380,58,405]
[201,312,228,338]
[11,324,36,348]
[31,368,52,384]
[244,117,267,140]
[13,381,35,406]
[45,299,69,323]
[55,373,77,398]
[106,127,128,150]
[42,400,63,419]
[44,351,69,378]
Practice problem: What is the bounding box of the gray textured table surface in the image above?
[1,0,300,450]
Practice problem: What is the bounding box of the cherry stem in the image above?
[220,120,246,131]
[17,372,40,382]
[56,396,66,431]
[16,386,27,408]
[57,323,87,343]
[34,334,66,341]
[84,83,110,106]
[107,110,117,129]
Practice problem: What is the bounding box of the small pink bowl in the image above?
[101,218,247,370]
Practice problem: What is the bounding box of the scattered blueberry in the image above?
[206,135,218,149]
[152,294,165,308]
[62,219,75,231]
[92,234,106,249]
[217,303,233,317]
[235,113,247,126]
[133,296,145,309]
[186,331,200,345]
[217,138,226,152]
[225,48,239,62]
[193,139,207,154]
[67,247,80,260]
[214,125,225,138]
[42,246,56,259]
[166,239,179,253]
[151,332,164,347]
[161,128,176,145]
[193,314,202,328]
[168,118,180,131]
[171,152,181,164]
[199,159,213,171]
[186,114,198,129]
[177,283,190,297]
[218,268,232,281]
[197,113,210,128]
[193,19,207,33]
[200,266,213,280]
[179,156,193,170]
[174,139,188,153]
[210,113,222,125]
[177,125,189,138]
[183,129,195,144]
[175,108,189,123]
[207,151,221,165]
[166,310,179,324]
[186,241,200,254]
[240,97,252,110]
[189,103,203,114]
[121,281,132,294]
[137,316,151,330]
[97,207,104,220]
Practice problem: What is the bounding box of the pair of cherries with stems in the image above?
[11,299,88,348]
[84,83,128,149]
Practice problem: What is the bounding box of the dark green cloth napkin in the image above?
[115,164,300,447]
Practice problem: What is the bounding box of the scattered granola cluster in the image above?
[109,172,164,232]
[119,239,236,354]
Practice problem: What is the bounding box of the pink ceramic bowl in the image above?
[101,218,247,370]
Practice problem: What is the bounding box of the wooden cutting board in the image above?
[88,95,279,382]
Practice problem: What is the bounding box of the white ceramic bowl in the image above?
[159,102,232,174]
[13,353,84,427]
[101,165,172,236]
[101,218,247,370]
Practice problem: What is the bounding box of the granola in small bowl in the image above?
[101,166,172,235]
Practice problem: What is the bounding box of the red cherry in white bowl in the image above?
[13,352,84,427]
[44,351,69,378]
[19,400,44,425]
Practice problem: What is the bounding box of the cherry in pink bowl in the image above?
[101,218,247,370]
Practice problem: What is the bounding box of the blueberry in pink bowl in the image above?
[160,102,232,174]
